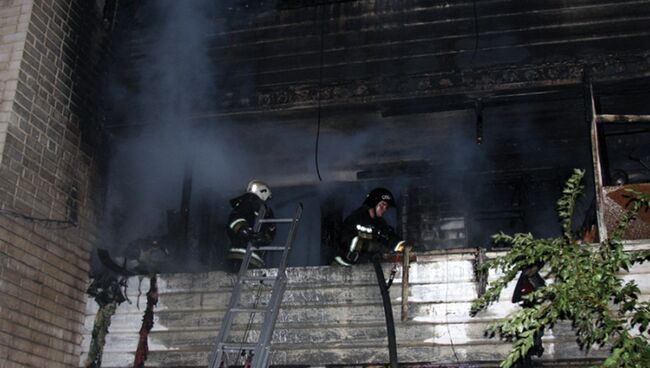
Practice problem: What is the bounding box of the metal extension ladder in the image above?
[208,202,303,368]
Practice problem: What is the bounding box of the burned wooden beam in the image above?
[192,52,650,118]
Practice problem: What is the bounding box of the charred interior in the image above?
[94,0,650,274]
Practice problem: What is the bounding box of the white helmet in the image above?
[247,180,272,201]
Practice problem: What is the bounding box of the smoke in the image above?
[100,0,238,251]
[98,0,389,269]
[97,0,595,272]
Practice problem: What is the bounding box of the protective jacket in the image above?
[511,265,546,360]
[335,205,405,266]
[227,192,276,248]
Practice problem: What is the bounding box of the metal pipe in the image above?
[586,80,608,242]
[596,114,650,124]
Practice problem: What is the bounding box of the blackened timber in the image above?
[208,20,650,83]
[189,52,650,117]
[118,0,650,93]
[169,1,650,62]
[278,0,359,9]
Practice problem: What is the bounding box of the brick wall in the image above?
[0,1,108,366]
[0,1,29,166]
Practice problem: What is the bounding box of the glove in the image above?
[375,225,396,243]
[393,240,407,253]
[239,226,254,237]
[239,227,265,244]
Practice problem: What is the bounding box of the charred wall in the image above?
[115,0,650,114]
[97,0,650,270]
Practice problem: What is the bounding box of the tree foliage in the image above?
[470,169,650,368]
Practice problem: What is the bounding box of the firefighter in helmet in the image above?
[226,180,276,269]
[334,187,407,266]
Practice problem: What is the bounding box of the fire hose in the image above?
[372,257,399,368]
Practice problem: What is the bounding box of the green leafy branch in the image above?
[471,169,650,368]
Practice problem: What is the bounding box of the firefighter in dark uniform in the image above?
[512,265,546,366]
[226,180,276,269]
[334,187,406,266]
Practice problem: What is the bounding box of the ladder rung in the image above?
[220,343,257,352]
[231,307,267,313]
[253,246,285,251]
[241,275,277,282]
[259,218,294,224]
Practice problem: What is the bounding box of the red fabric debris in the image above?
[133,275,158,368]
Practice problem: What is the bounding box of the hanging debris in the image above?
[85,274,128,368]
[133,274,158,368]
